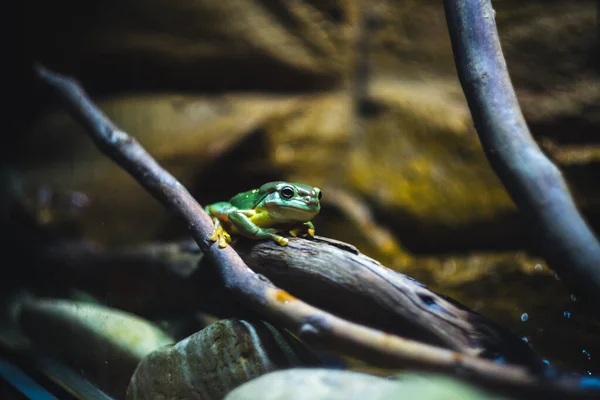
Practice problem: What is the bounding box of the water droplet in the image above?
[554,272,561,280]
[542,359,550,365]
[520,313,529,322]
[563,311,571,319]
[534,264,543,272]
[570,294,577,301]
[521,336,529,343]
[586,370,592,376]
[583,349,592,360]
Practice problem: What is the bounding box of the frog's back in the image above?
[229,188,262,209]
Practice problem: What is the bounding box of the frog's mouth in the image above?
[267,202,320,221]
[281,201,319,210]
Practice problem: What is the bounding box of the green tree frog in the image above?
[204,181,322,248]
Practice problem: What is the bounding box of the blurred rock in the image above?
[224,368,507,400]
[127,319,321,400]
[16,297,175,398]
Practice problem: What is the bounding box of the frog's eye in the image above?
[280,186,295,199]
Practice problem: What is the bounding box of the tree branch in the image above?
[40,236,540,368]
[442,0,600,311]
[33,65,595,395]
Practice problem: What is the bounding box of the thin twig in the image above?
[443,0,600,311]
[33,65,594,394]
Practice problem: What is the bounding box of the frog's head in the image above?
[257,181,322,222]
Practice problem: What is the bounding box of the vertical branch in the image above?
[442,0,600,311]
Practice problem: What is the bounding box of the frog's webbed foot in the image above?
[289,222,315,238]
[211,228,232,248]
[208,220,232,248]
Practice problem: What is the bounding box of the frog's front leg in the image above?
[289,221,315,238]
[229,210,289,246]
[204,203,233,248]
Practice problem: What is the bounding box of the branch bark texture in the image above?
[443,0,600,309]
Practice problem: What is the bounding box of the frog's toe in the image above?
[289,225,314,238]
[274,236,289,246]
[209,226,232,248]
[217,232,231,248]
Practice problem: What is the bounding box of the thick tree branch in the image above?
[40,237,540,368]
[33,65,595,394]
[443,0,600,310]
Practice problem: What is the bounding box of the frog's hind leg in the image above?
[229,211,289,246]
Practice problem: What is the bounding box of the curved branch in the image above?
[33,65,592,394]
[442,0,600,310]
